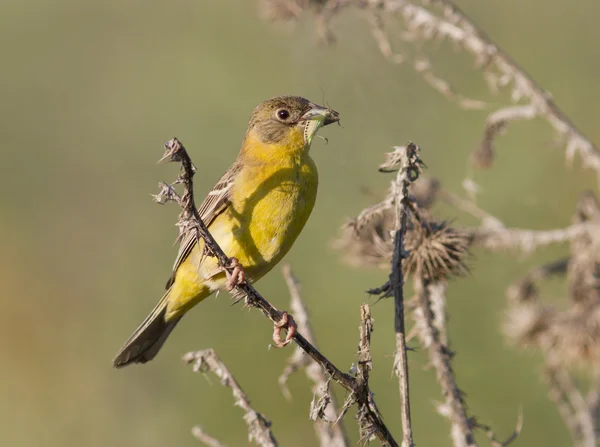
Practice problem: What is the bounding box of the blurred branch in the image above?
[473,222,598,253]
[441,188,599,254]
[192,426,228,447]
[261,0,600,179]
[279,264,350,447]
[183,349,278,447]
[544,364,596,447]
[507,258,570,303]
[422,0,600,177]
[412,279,476,447]
[158,138,397,447]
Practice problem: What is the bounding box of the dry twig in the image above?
[183,349,278,447]
[354,304,391,444]
[191,426,228,447]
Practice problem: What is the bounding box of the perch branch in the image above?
[159,138,397,447]
[183,349,278,447]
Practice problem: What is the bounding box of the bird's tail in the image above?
[113,289,182,368]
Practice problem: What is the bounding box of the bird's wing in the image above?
[165,161,242,289]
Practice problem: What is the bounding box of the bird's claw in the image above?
[272,311,297,348]
[225,257,245,291]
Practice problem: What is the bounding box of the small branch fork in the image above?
[159,138,398,446]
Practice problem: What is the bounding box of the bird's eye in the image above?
[276,109,290,121]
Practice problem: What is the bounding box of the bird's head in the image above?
[244,96,340,154]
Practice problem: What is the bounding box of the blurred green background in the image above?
[2,0,599,445]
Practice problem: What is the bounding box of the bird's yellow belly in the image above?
[217,166,317,278]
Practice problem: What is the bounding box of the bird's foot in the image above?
[271,311,297,348]
[225,257,246,291]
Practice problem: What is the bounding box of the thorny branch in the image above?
[279,264,349,447]
[183,349,278,447]
[158,138,397,446]
[380,143,422,447]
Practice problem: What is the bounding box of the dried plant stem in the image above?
[441,188,598,253]
[184,349,278,447]
[413,279,476,447]
[544,364,596,447]
[384,143,422,447]
[159,138,397,447]
[355,304,394,445]
[474,222,598,253]
[192,426,228,447]
[280,264,349,447]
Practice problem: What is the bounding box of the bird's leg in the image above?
[272,311,297,348]
[225,257,246,291]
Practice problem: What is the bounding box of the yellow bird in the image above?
[113,96,339,367]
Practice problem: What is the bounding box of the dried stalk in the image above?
[544,364,596,447]
[279,264,349,447]
[441,188,599,253]
[473,222,598,253]
[192,426,228,447]
[158,138,397,447]
[183,349,278,447]
[413,279,476,447]
[355,304,393,444]
[386,143,420,447]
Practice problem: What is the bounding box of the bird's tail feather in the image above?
[113,289,181,368]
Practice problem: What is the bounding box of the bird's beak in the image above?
[301,103,340,146]
[301,104,340,126]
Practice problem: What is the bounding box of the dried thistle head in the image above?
[404,217,470,282]
[504,303,556,351]
[471,121,505,169]
[410,176,440,210]
[335,205,470,282]
[505,302,600,370]
[567,191,600,306]
[334,206,395,269]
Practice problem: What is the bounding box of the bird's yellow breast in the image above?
[212,154,318,279]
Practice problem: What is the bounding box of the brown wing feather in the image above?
[165,162,241,289]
